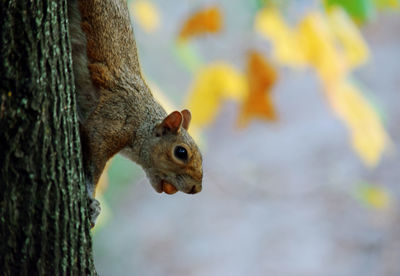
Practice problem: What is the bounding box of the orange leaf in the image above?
[238,51,278,127]
[178,7,222,40]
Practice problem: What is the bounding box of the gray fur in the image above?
[68,0,203,198]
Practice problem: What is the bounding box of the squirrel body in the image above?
[68,0,203,215]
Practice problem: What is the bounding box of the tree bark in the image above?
[0,0,96,274]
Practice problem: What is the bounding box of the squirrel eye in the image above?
[174,146,188,161]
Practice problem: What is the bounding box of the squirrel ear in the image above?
[181,109,191,130]
[156,111,183,136]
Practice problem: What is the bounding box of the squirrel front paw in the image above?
[89,197,101,228]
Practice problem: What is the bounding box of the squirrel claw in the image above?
[89,197,101,228]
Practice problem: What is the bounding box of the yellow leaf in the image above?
[255,9,368,81]
[325,81,389,166]
[358,185,391,209]
[255,8,387,167]
[238,51,278,127]
[254,8,307,66]
[185,62,247,127]
[129,0,160,33]
[327,7,370,68]
[375,0,400,9]
[178,7,222,40]
[298,12,347,82]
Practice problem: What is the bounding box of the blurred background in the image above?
[93,0,400,275]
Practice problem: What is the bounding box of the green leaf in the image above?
[325,0,375,23]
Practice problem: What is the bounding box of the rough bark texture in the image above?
[0,0,96,274]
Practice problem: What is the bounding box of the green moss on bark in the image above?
[0,0,96,274]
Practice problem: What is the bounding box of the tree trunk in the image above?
[0,0,96,274]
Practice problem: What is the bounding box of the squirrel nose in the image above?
[189,184,202,194]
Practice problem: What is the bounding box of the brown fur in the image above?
[68,0,203,197]
[78,0,141,78]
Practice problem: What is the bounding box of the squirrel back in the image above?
[77,0,141,87]
[68,0,203,204]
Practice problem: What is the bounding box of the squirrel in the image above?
[68,0,203,226]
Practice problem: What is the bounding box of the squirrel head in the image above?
[137,109,203,195]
